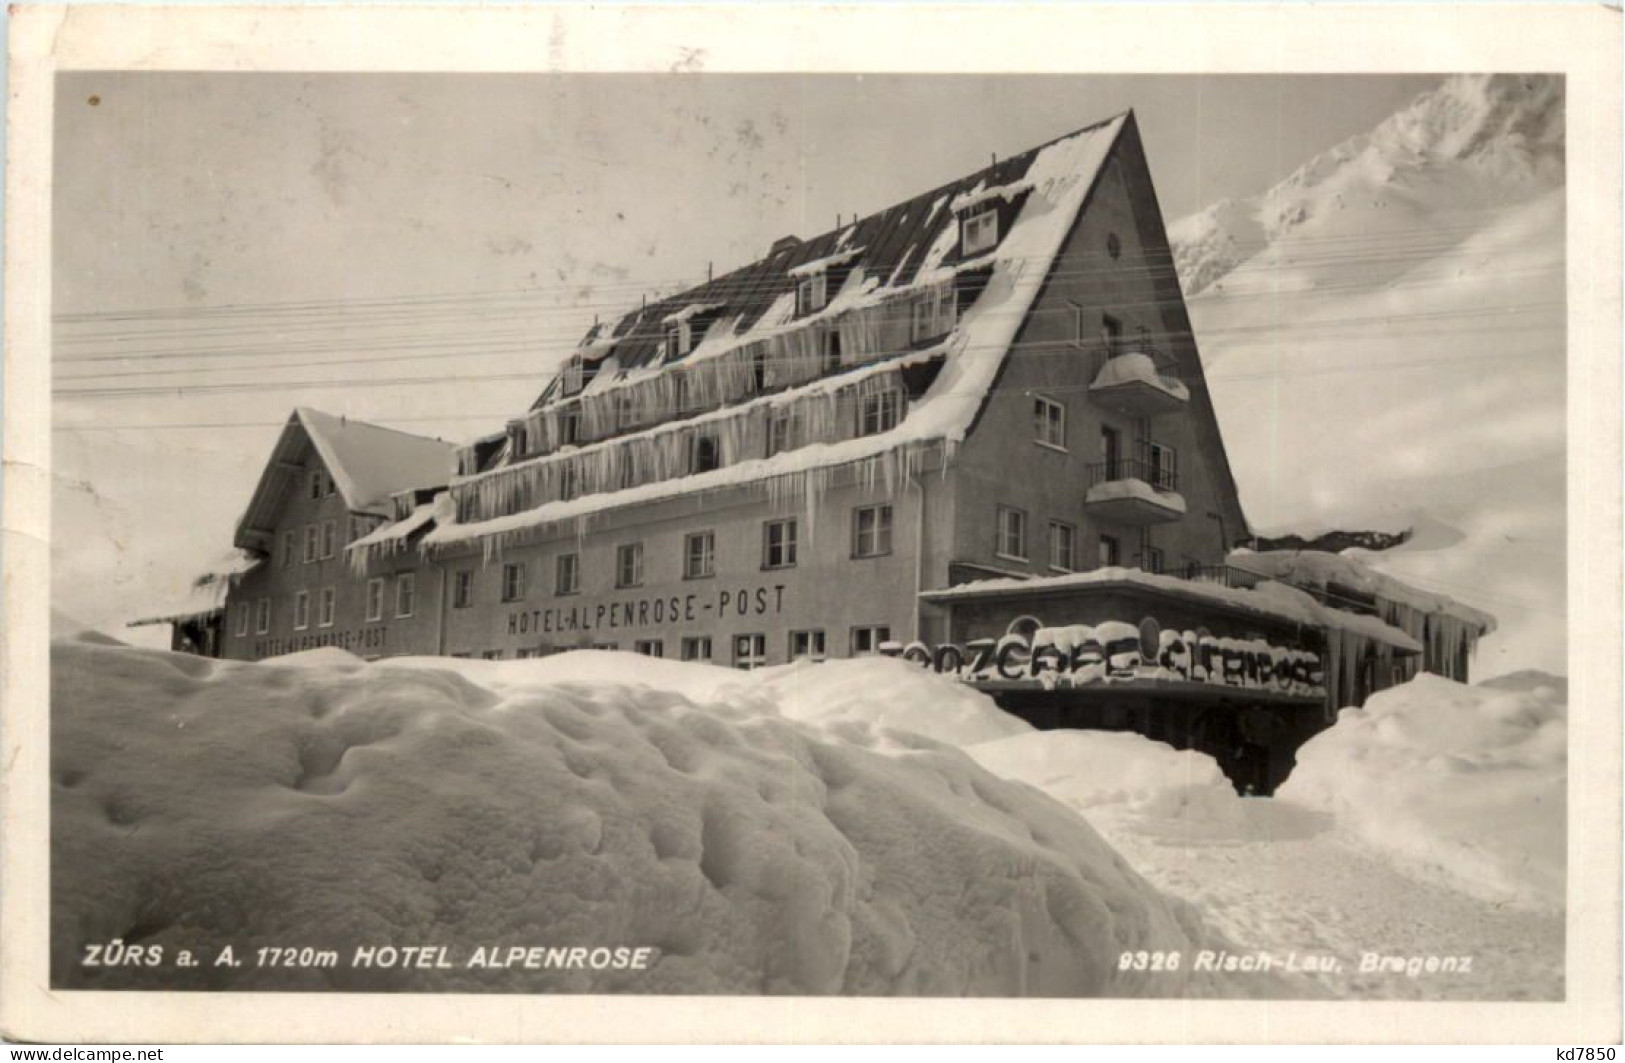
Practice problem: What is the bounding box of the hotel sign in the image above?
[507,583,790,637]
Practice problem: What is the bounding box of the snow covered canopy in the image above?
[129,548,263,627]
[1227,549,1495,684]
[233,408,457,554]
[424,114,1131,552]
[920,565,1424,655]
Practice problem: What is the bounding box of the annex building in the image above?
[136,110,1495,793]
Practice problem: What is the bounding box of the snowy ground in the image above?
[50,634,1562,999]
[52,638,1288,997]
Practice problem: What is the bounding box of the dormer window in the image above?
[796,273,828,316]
[962,207,999,256]
[665,321,691,358]
[561,357,585,397]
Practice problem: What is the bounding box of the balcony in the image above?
[1083,459,1186,525]
[1088,350,1189,418]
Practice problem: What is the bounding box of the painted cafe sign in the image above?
[883,617,1325,695]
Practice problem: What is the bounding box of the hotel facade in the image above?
[138,110,1494,792]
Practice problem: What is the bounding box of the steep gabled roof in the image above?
[425,115,1133,549]
[233,408,456,552]
[536,112,1130,407]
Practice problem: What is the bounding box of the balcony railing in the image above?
[1083,458,1179,493]
[1172,563,1267,590]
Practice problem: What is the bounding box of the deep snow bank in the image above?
[53,642,1246,996]
[966,730,1243,825]
[1277,674,1566,911]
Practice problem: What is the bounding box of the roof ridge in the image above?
[614,110,1134,318]
[296,406,454,448]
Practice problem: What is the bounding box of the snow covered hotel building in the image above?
[137,111,1496,792]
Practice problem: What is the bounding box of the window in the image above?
[318,587,336,628]
[996,505,1027,560]
[502,562,527,603]
[1098,535,1120,568]
[616,543,644,589]
[684,531,716,579]
[911,296,935,342]
[255,598,271,635]
[857,389,902,437]
[559,410,580,446]
[326,474,336,498]
[234,603,250,637]
[556,553,580,596]
[851,625,892,656]
[309,471,323,500]
[1101,313,1123,357]
[303,524,319,563]
[691,433,721,474]
[763,518,798,569]
[790,630,826,661]
[1147,441,1178,491]
[1049,521,1077,572]
[634,639,665,658]
[822,328,842,372]
[1033,395,1066,449]
[853,504,893,558]
[796,273,827,316]
[293,591,310,631]
[321,520,337,559]
[680,636,712,662]
[733,633,768,670]
[282,531,296,568]
[366,578,384,622]
[619,455,638,490]
[482,650,505,661]
[559,463,579,501]
[767,407,794,457]
[1144,546,1165,574]
[453,569,475,609]
[962,207,999,256]
[665,321,691,358]
[396,572,417,618]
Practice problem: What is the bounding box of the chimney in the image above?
[769,234,801,256]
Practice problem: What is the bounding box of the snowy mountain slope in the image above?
[1172,74,1563,298]
[1171,74,1566,677]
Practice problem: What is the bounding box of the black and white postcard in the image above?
[3,2,1620,1045]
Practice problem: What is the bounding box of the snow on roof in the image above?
[919,566,1424,653]
[949,178,1036,215]
[533,113,1127,394]
[427,116,1130,548]
[129,548,263,627]
[294,408,458,516]
[347,495,442,553]
[1228,549,1497,632]
[423,349,950,548]
[659,302,726,326]
[786,247,865,279]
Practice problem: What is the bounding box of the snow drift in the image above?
[53,642,1257,996]
[1277,674,1566,911]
